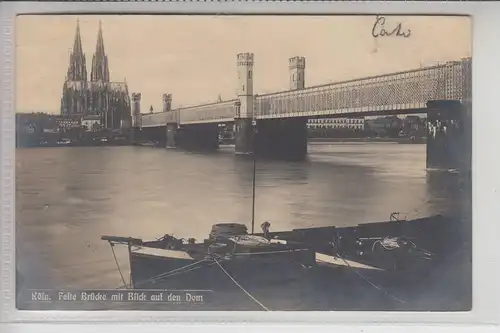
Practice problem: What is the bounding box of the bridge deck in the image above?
[141,58,471,127]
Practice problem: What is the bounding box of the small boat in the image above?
[101,215,446,310]
[56,138,72,145]
[102,223,318,292]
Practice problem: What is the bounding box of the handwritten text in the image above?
[372,16,411,38]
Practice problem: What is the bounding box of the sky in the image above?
[16,15,471,114]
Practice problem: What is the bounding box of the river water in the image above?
[15,142,471,310]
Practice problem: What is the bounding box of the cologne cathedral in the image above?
[60,20,131,130]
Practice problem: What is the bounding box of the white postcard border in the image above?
[1,0,499,330]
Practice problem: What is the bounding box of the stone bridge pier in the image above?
[166,123,178,148]
[143,126,167,147]
[251,55,308,161]
[255,118,308,160]
[234,55,309,160]
[233,117,308,160]
[426,100,471,172]
[234,118,254,155]
[131,92,142,145]
[175,123,219,151]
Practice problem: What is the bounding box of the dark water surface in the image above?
[15,142,471,310]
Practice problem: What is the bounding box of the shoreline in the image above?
[16,137,427,148]
[308,137,426,144]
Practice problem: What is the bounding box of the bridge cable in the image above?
[212,255,271,311]
[336,252,405,304]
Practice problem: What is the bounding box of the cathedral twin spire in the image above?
[91,20,110,82]
[66,19,86,81]
[66,19,110,83]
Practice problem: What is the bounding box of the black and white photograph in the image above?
[15,14,472,312]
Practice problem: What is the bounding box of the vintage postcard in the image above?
[15,14,471,311]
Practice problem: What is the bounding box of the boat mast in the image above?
[251,95,258,234]
[251,132,256,234]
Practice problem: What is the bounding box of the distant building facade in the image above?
[16,112,91,134]
[365,116,403,136]
[56,117,81,131]
[60,20,131,130]
[401,115,425,135]
[81,115,101,132]
[16,112,57,135]
[307,117,365,130]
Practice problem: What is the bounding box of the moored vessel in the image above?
[101,212,454,310]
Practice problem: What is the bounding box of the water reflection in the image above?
[16,142,469,292]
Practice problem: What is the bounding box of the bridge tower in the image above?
[234,53,255,155]
[164,93,178,148]
[132,93,141,128]
[131,93,141,144]
[253,56,308,160]
[289,56,305,90]
[163,93,172,112]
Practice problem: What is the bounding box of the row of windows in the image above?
[307,124,365,129]
[308,118,364,124]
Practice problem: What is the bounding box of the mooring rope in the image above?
[212,256,271,311]
[233,249,307,256]
[371,238,433,259]
[110,243,128,289]
[371,237,400,252]
[336,253,405,304]
[145,259,207,283]
[115,259,209,289]
[135,260,215,287]
[116,253,271,312]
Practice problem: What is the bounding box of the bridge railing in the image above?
[255,58,471,118]
[138,58,471,125]
[141,112,168,128]
[166,110,180,124]
[178,99,238,124]
[140,100,237,127]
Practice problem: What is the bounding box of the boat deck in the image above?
[130,242,383,273]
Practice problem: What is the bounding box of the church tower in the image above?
[91,21,110,82]
[66,19,87,81]
[61,19,131,131]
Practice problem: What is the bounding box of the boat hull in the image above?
[128,249,418,311]
[130,248,315,290]
[101,214,469,310]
